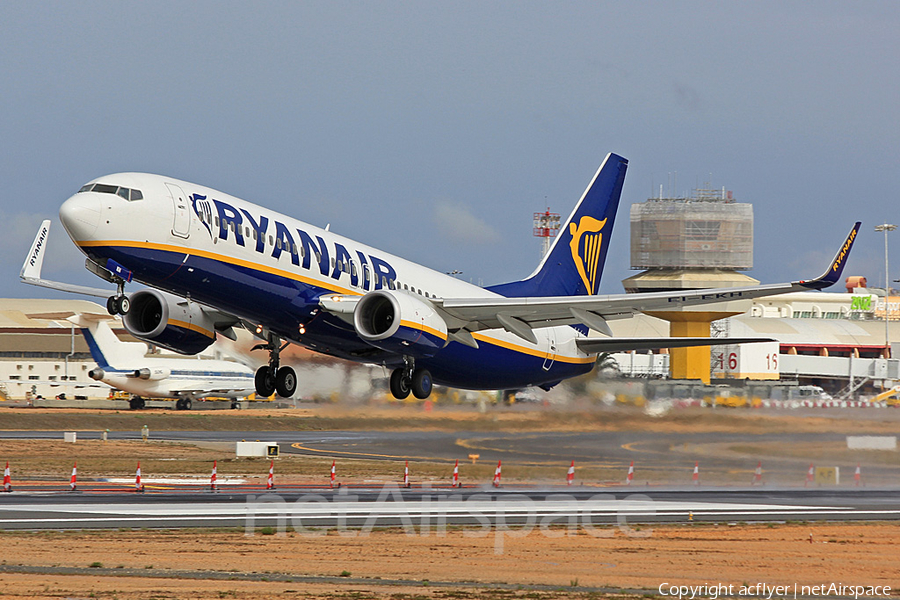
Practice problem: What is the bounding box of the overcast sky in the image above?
[2,2,898,300]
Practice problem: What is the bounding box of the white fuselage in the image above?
[60,173,594,390]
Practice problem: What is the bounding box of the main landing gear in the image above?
[252,333,297,398]
[389,357,433,400]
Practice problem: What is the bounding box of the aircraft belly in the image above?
[420,342,593,390]
[91,242,592,390]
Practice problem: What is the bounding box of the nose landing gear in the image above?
[106,280,130,316]
[252,333,297,398]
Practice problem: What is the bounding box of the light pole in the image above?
[875,223,897,358]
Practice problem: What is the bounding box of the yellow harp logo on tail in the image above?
[568,216,607,295]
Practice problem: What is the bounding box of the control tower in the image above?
[622,186,758,383]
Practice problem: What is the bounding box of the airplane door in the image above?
[542,331,557,371]
[166,183,191,239]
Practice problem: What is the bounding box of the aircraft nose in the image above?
[59,193,102,241]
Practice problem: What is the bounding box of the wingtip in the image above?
[802,222,860,289]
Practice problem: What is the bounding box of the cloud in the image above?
[433,201,500,244]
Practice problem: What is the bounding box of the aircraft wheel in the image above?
[255,366,276,397]
[116,295,130,315]
[275,366,297,398]
[182,398,192,411]
[106,296,117,315]
[175,398,185,410]
[129,397,145,410]
[389,369,411,400]
[411,368,433,400]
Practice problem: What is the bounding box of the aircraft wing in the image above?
[20,220,116,298]
[431,222,859,346]
[574,336,775,354]
[21,221,242,340]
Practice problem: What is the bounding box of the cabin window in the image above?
[351,262,357,277]
[268,235,273,246]
[252,230,258,241]
[276,238,282,250]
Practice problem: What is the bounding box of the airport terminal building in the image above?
[1,288,898,403]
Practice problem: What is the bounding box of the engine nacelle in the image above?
[131,367,171,381]
[353,290,448,358]
[122,289,216,355]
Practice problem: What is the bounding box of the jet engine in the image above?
[353,290,448,358]
[122,289,217,355]
[131,367,171,381]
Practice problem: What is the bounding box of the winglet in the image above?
[20,219,116,298]
[20,220,51,280]
[799,222,861,289]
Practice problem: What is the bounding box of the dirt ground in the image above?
[2,405,900,598]
[0,523,897,599]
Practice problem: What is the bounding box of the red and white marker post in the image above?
[210,460,218,491]
[70,462,77,492]
[135,461,144,492]
[626,461,634,485]
[3,461,11,492]
[403,461,410,488]
[752,461,763,485]
[266,460,275,490]
[566,460,575,486]
[692,461,700,486]
[492,460,502,488]
[452,459,460,487]
[854,463,861,486]
[330,460,336,489]
[806,463,815,487]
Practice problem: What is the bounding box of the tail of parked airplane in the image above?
[488,153,628,298]
[67,315,146,369]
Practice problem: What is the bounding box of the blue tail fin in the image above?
[488,153,628,297]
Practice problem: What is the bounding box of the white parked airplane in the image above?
[22,153,859,400]
[72,313,255,410]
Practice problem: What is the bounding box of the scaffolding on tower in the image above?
[533,209,561,258]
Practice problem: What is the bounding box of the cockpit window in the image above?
[92,183,118,194]
[77,183,144,201]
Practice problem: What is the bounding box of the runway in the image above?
[1,487,899,531]
[5,428,898,486]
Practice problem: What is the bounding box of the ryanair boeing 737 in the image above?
[22,153,859,400]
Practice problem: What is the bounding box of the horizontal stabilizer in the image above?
[576,336,774,354]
